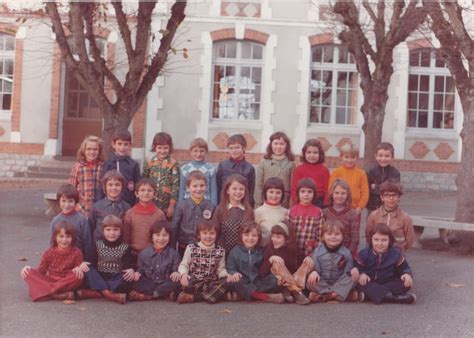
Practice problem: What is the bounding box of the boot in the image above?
[347,290,365,302]
[291,291,310,305]
[264,293,285,304]
[384,292,416,304]
[101,289,126,304]
[308,291,333,303]
[128,290,153,301]
[51,291,75,301]
[168,290,178,302]
[177,292,194,304]
[293,257,314,289]
[76,289,102,299]
[281,289,294,303]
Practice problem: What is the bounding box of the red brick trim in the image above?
[243,29,269,44]
[0,142,44,155]
[132,99,146,148]
[49,44,61,139]
[210,28,236,41]
[11,37,23,132]
[0,23,17,35]
[407,39,432,51]
[308,33,334,46]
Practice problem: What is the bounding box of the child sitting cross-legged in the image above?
[306,219,362,303]
[226,222,284,303]
[21,222,84,301]
[355,223,416,305]
[177,220,228,304]
[78,215,135,304]
[129,220,181,301]
[257,221,311,305]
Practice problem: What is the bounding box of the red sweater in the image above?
[37,247,83,277]
[291,162,330,205]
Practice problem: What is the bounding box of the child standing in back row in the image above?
[366,142,401,216]
[179,138,218,205]
[143,132,180,220]
[98,129,140,206]
[291,138,330,208]
[254,131,295,208]
[216,134,256,207]
[68,135,104,216]
[328,144,369,215]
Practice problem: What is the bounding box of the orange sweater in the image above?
[328,166,369,209]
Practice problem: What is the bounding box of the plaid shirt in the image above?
[289,203,322,259]
[68,161,103,216]
[143,155,180,211]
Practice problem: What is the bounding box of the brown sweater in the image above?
[366,206,415,251]
[123,203,166,253]
[322,207,360,254]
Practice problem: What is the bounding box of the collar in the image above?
[230,156,245,163]
[61,210,77,216]
[271,154,286,161]
[190,195,204,205]
[101,237,123,247]
[227,203,245,210]
[197,241,216,250]
[264,201,281,207]
[381,205,400,217]
[134,202,158,214]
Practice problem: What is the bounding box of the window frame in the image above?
[210,39,264,121]
[407,48,456,131]
[308,44,358,126]
[0,33,15,115]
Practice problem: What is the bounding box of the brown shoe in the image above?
[76,289,102,299]
[128,290,153,301]
[309,291,324,303]
[177,292,194,304]
[347,290,364,302]
[291,291,310,305]
[51,291,75,301]
[264,293,285,304]
[168,291,178,302]
[101,290,126,304]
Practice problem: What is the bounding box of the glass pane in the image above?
[339,46,349,63]
[67,93,77,117]
[336,90,346,106]
[435,58,446,68]
[444,113,454,129]
[251,67,261,84]
[79,93,90,118]
[4,79,12,92]
[242,42,251,59]
[419,93,429,109]
[419,110,428,128]
[225,66,235,78]
[254,85,261,102]
[2,94,11,110]
[408,93,418,109]
[311,90,321,105]
[408,75,418,91]
[433,111,443,129]
[226,41,237,58]
[446,77,455,93]
[434,76,444,92]
[335,107,346,124]
[322,92,331,106]
[445,94,455,111]
[420,51,430,67]
[0,60,3,74]
[311,70,321,81]
[215,43,226,58]
[321,106,330,123]
[408,110,417,127]
[241,66,250,78]
[337,72,348,88]
[347,105,356,124]
[433,94,443,110]
[5,35,14,51]
[312,46,323,63]
[252,104,260,120]
[419,75,429,91]
[322,70,333,88]
[310,107,320,123]
[409,52,419,67]
[238,93,255,120]
[4,59,13,75]
[323,46,334,62]
[252,44,263,59]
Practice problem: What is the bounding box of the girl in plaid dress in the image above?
[69,135,104,216]
[288,178,322,264]
[143,132,180,220]
[213,174,254,253]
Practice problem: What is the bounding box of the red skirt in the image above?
[24,269,83,301]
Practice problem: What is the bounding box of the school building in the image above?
[0,1,469,191]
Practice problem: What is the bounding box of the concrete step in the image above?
[28,165,71,174]
[15,171,69,180]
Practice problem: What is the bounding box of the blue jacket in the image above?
[216,158,255,207]
[89,197,131,241]
[312,244,353,284]
[99,154,141,206]
[354,245,412,284]
[137,245,181,284]
[366,164,400,210]
[226,245,263,283]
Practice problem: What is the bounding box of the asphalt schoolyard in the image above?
[1,182,472,337]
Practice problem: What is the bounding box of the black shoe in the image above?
[384,292,416,304]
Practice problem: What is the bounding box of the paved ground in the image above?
[1,185,472,337]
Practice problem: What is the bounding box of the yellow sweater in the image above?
[329,166,369,209]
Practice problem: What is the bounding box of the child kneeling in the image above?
[226,223,283,303]
[306,220,361,303]
[129,220,181,301]
[354,223,416,304]
[177,220,228,304]
[78,215,135,304]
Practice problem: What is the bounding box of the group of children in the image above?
[21,129,416,306]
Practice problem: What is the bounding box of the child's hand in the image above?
[134,271,141,281]
[79,261,90,273]
[180,273,189,287]
[358,273,370,285]
[72,267,84,279]
[401,274,413,288]
[170,272,180,283]
[350,267,360,282]
[226,273,242,283]
[269,256,284,266]
[122,268,135,282]
[307,271,320,286]
[21,266,31,279]
[166,205,175,219]
[354,207,362,215]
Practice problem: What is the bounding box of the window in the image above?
[407,49,455,130]
[211,40,263,120]
[309,44,358,125]
[0,34,15,112]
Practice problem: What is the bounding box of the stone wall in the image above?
[0,153,44,178]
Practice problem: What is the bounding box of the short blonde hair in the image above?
[77,135,104,162]
[189,138,208,152]
[339,143,359,157]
